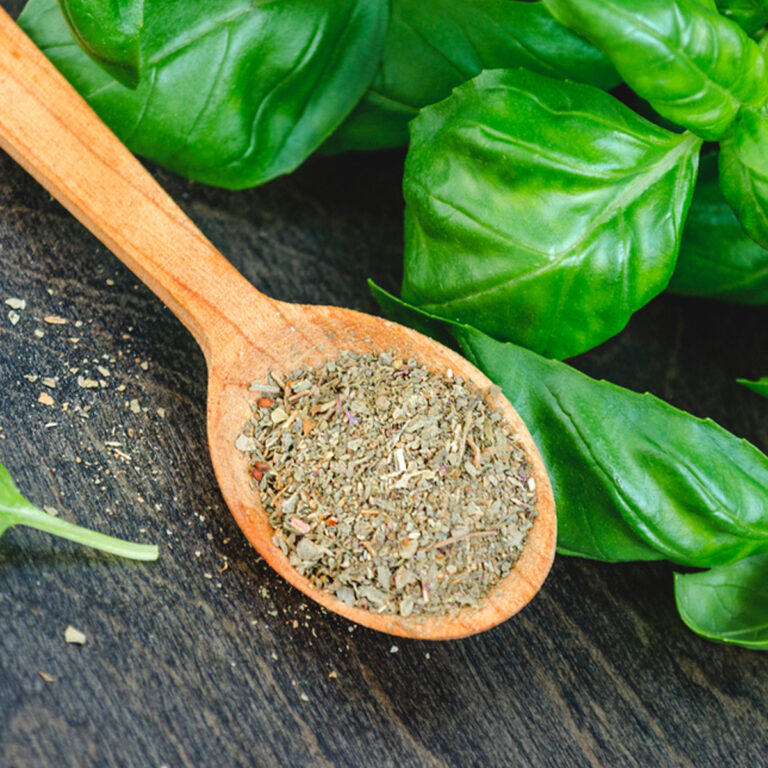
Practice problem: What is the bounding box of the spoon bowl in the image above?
[0,9,556,639]
[210,300,555,638]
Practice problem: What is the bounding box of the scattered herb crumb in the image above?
[64,625,87,645]
[77,376,99,389]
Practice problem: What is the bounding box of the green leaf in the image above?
[668,153,768,302]
[719,105,768,249]
[543,0,768,140]
[58,0,143,88]
[401,69,701,360]
[0,462,158,560]
[738,376,768,396]
[371,283,768,567]
[675,552,768,648]
[19,0,387,188]
[715,0,768,34]
[326,0,620,152]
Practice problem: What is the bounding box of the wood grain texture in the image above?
[1,0,768,764]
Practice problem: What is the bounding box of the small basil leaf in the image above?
[327,0,620,153]
[543,0,768,140]
[719,106,768,249]
[738,376,768,396]
[675,552,768,648]
[58,0,143,88]
[19,0,387,189]
[371,283,768,567]
[402,69,701,360]
[715,0,768,34]
[0,462,158,560]
[669,153,768,302]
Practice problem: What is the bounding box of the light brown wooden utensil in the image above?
[0,9,555,639]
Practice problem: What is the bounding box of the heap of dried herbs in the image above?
[237,351,537,618]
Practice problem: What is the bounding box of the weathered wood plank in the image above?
[1,2,768,765]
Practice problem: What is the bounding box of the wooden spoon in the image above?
[0,9,555,640]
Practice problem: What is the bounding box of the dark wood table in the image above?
[2,4,768,765]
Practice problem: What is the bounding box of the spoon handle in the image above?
[0,8,278,361]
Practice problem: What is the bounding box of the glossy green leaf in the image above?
[402,69,701,360]
[720,105,768,249]
[0,462,158,559]
[19,0,387,188]
[668,153,768,302]
[675,552,768,648]
[371,283,768,567]
[543,0,768,139]
[715,0,768,34]
[327,0,620,153]
[58,0,142,87]
[738,376,768,396]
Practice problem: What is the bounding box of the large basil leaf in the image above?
[675,552,768,648]
[668,153,768,302]
[19,0,387,188]
[58,0,143,87]
[719,105,768,249]
[371,283,768,567]
[543,0,768,140]
[402,69,701,360]
[715,0,768,34]
[738,377,768,396]
[326,0,620,153]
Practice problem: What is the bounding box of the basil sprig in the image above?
[0,463,158,560]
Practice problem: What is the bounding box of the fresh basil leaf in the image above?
[19,0,387,188]
[716,0,768,34]
[0,461,158,560]
[719,105,768,249]
[371,283,768,567]
[668,153,768,302]
[327,0,620,153]
[675,552,768,648]
[402,69,701,360]
[543,0,768,140]
[738,376,768,396]
[58,0,142,88]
